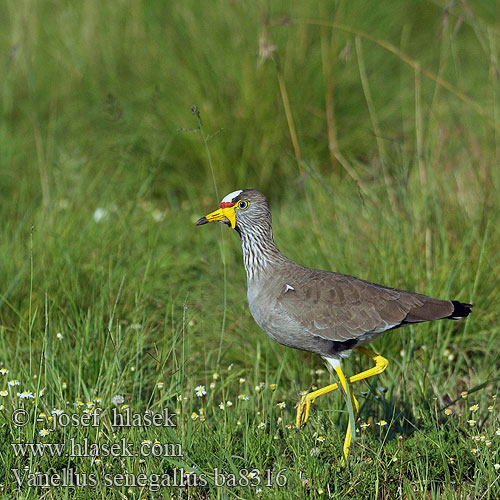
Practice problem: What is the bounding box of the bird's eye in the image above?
[237,200,249,210]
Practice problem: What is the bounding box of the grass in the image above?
[1,0,500,498]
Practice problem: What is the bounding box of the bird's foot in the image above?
[295,393,316,430]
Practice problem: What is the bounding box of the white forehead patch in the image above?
[221,190,243,204]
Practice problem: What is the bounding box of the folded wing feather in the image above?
[276,268,454,342]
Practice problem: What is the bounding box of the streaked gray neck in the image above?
[238,223,287,281]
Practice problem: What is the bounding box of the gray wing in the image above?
[275,268,454,342]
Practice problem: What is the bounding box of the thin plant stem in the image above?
[355,36,397,212]
[192,106,227,368]
[269,18,500,133]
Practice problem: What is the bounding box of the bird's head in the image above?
[195,189,271,235]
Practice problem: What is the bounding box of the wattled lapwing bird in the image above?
[196,189,472,460]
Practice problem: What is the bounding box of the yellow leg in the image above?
[334,364,359,460]
[295,381,340,429]
[348,346,389,384]
[295,347,389,457]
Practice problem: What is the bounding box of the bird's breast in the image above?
[247,281,311,349]
[247,282,287,338]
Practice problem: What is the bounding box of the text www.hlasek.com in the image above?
[11,438,182,458]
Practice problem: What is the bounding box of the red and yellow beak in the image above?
[196,203,236,229]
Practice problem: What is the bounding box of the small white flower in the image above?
[111,395,124,406]
[56,333,63,340]
[93,208,108,222]
[51,408,63,416]
[212,373,219,380]
[0,368,9,375]
[39,429,50,437]
[0,390,8,397]
[494,463,500,471]
[257,422,266,430]
[152,210,165,222]
[130,323,142,330]
[218,402,225,410]
[8,380,20,386]
[239,378,246,384]
[226,401,233,407]
[157,382,165,389]
[277,402,286,409]
[238,394,249,401]
[18,391,34,399]
[195,385,206,397]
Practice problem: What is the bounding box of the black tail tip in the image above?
[448,300,473,320]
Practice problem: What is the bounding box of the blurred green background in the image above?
[2,0,499,202]
[1,0,500,498]
[1,0,498,353]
